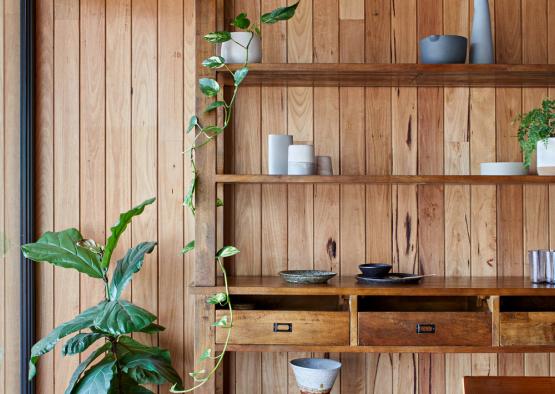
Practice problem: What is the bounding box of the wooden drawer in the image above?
[215,310,350,345]
[500,312,555,346]
[358,312,492,346]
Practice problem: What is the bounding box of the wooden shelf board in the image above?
[216,344,555,354]
[192,276,555,296]
[215,174,555,185]
[219,64,555,87]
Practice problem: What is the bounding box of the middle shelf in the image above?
[215,174,555,185]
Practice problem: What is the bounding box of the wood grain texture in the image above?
[463,376,555,394]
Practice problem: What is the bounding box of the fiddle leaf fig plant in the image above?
[21,198,183,393]
[517,98,555,168]
[178,2,299,392]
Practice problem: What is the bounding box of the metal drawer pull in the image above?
[416,323,436,334]
[273,323,293,332]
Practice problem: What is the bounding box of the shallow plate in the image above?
[356,273,424,285]
[279,270,337,284]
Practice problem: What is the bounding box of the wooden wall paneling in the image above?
[184,0,196,385]
[0,25,4,389]
[495,0,521,65]
[261,2,289,390]
[365,0,390,63]
[233,0,262,390]
[286,1,313,391]
[158,0,185,388]
[416,3,445,393]
[550,0,555,377]
[131,0,158,349]
[522,0,549,376]
[79,0,106,321]
[36,0,55,390]
[392,354,417,394]
[54,0,81,390]
[339,0,364,63]
[314,0,338,63]
[469,86,498,380]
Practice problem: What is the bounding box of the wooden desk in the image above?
[464,376,555,394]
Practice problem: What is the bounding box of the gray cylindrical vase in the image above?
[470,0,494,64]
[268,134,293,175]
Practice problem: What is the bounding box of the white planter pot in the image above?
[537,138,555,175]
[289,358,341,394]
[221,32,262,64]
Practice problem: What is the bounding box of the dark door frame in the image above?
[20,0,35,392]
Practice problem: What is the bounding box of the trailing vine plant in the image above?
[175,2,299,392]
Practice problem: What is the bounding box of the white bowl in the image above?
[289,358,341,394]
[480,162,528,176]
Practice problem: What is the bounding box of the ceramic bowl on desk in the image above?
[359,263,392,278]
[419,35,468,64]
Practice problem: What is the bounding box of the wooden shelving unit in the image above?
[215,174,555,185]
[219,63,555,87]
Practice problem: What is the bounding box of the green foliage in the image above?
[231,13,250,29]
[203,31,231,43]
[517,99,555,168]
[261,1,300,24]
[199,78,220,97]
[181,240,195,255]
[201,56,225,69]
[22,199,181,393]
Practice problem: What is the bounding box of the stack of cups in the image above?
[528,250,555,284]
[288,145,316,175]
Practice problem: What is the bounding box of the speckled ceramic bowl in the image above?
[279,270,336,284]
[290,358,341,394]
[359,263,392,278]
[420,35,467,64]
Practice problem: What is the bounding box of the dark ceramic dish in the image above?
[279,270,336,284]
[356,273,424,285]
[358,263,392,278]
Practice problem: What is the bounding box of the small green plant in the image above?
[517,98,555,168]
[179,2,299,392]
[22,198,182,393]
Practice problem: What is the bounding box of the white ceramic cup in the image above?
[288,144,315,163]
[316,156,333,175]
[221,32,262,64]
[268,134,293,175]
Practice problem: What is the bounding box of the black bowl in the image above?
[358,263,392,278]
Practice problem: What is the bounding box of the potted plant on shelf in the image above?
[21,198,183,393]
[179,2,299,392]
[517,98,555,175]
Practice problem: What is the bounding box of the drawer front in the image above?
[215,310,350,345]
[500,312,555,346]
[358,312,492,346]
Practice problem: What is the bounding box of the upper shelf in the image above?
[215,174,555,185]
[219,64,555,87]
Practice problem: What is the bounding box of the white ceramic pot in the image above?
[288,145,315,175]
[221,32,261,64]
[480,162,528,176]
[289,358,341,394]
[268,134,293,175]
[537,138,555,175]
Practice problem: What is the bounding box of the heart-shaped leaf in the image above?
[199,78,220,97]
[94,300,156,336]
[22,228,104,278]
[187,115,198,133]
[180,240,195,255]
[108,373,154,393]
[212,315,229,328]
[204,31,231,43]
[136,323,165,334]
[65,342,111,394]
[202,56,226,69]
[29,302,106,380]
[198,348,212,361]
[206,292,227,305]
[72,355,116,394]
[102,198,156,270]
[204,101,226,113]
[261,1,299,24]
[216,246,240,258]
[202,125,223,136]
[62,333,105,356]
[108,242,157,301]
[233,67,249,86]
[231,13,250,29]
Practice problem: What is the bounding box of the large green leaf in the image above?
[62,333,105,356]
[136,323,165,334]
[199,78,220,97]
[231,13,250,29]
[116,336,183,389]
[108,374,154,394]
[203,31,231,43]
[29,302,105,380]
[72,355,116,394]
[261,1,299,24]
[202,56,225,69]
[94,300,156,335]
[65,342,111,394]
[21,228,103,278]
[102,198,156,269]
[233,67,249,86]
[108,242,157,301]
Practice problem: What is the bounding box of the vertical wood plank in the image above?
[158,0,185,388]
[54,0,81,389]
[495,0,521,64]
[35,0,55,390]
[314,0,339,63]
[365,0,390,63]
[80,0,106,316]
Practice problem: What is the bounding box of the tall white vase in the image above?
[470,0,494,64]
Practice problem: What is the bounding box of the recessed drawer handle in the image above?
[273,323,293,333]
[416,323,436,334]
